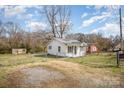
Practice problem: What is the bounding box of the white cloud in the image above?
[26,21,47,31]
[3,6,27,17]
[106,5,120,10]
[94,5,120,10]
[91,23,120,36]
[122,16,124,21]
[81,12,111,27]
[81,13,88,19]
[86,6,92,9]
[17,13,33,20]
[94,5,104,9]
[1,5,42,17]
[0,5,7,9]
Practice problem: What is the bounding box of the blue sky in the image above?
[0,5,124,37]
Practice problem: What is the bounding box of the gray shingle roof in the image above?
[54,38,87,46]
[54,38,79,43]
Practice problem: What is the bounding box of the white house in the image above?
[47,38,87,57]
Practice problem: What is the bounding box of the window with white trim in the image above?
[58,46,61,52]
[49,46,52,50]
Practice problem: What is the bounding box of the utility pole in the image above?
[119,7,123,51]
[114,7,123,67]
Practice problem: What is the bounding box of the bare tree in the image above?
[44,6,71,38]
[0,21,2,36]
[44,6,58,37]
[109,35,120,49]
[0,21,5,38]
[4,22,23,49]
[56,6,71,38]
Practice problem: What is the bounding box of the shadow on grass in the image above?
[84,63,117,68]
[34,54,64,58]
[0,64,4,67]
[93,65,116,68]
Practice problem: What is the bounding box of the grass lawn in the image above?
[64,53,122,74]
[0,54,55,87]
[0,53,123,87]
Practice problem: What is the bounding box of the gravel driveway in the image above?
[7,61,121,88]
[21,67,66,87]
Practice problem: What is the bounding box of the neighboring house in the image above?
[87,43,98,53]
[12,48,27,55]
[47,38,87,57]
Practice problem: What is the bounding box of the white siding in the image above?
[47,40,67,57]
[79,47,87,56]
[47,39,87,57]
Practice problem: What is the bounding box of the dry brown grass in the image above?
[7,60,121,88]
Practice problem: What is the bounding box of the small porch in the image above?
[66,45,85,57]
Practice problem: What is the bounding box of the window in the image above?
[68,46,73,53]
[49,46,52,50]
[68,46,71,53]
[68,46,70,53]
[71,46,73,53]
[93,47,96,51]
[23,49,25,52]
[58,46,61,52]
[74,46,77,54]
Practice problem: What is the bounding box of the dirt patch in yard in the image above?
[7,61,121,88]
[7,66,80,88]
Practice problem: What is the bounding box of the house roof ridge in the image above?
[54,38,80,43]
